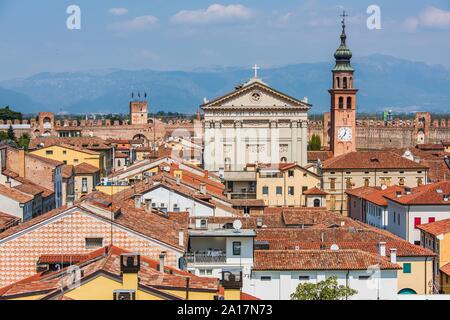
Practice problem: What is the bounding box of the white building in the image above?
[249,249,400,300]
[202,71,311,173]
[384,182,450,245]
[185,228,256,293]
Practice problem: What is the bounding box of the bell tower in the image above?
[329,12,357,157]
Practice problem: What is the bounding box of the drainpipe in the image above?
[345,270,350,300]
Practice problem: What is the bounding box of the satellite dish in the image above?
[233,220,242,231]
[330,244,339,251]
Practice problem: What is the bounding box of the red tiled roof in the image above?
[303,187,328,196]
[0,184,34,204]
[440,263,450,276]
[74,163,100,175]
[347,186,405,207]
[253,250,401,271]
[322,151,429,170]
[61,165,74,179]
[0,212,20,232]
[0,246,219,299]
[417,218,450,236]
[384,181,450,205]
[308,151,333,162]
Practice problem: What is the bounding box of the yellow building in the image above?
[0,246,251,300]
[418,218,450,293]
[254,163,321,207]
[321,151,428,215]
[30,144,104,175]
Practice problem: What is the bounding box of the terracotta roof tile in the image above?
[74,162,100,175]
[0,184,34,203]
[303,187,328,196]
[253,250,401,271]
[417,218,450,236]
[384,181,450,205]
[322,151,429,170]
[0,212,20,232]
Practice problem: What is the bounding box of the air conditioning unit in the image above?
[113,290,136,301]
[196,219,208,229]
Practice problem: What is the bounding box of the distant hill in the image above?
[1,54,449,115]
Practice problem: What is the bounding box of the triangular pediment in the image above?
[201,80,311,110]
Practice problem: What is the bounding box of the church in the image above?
[202,13,358,174]
[202,67,311,173]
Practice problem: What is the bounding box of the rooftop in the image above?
[322,151,429,170]
[417,218,450,236]
[384,181,450,205]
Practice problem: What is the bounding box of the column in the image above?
[291,121,298,163]
[301,120,308,166]
[235,121,243,171]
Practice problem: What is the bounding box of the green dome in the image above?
[333,23,354,72]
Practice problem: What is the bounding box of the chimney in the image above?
[176,175,181,185]
[120,253,140,291]
[134,194,142,209]
[18,149,25,178]
[396,191,402,198]
[145,198,152,213]
[159,251,166,273]
[204,170,209,179]
[390,248,397,264]
[199,183,206,195]
[179,229,184,247]
[378,242,386,257]
[444,194,449,202]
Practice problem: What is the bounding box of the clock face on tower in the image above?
[338,127,352,142]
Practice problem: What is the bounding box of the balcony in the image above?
[227,192,257,200]
[185,251,226,265]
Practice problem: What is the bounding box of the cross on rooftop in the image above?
[252,64,260,78]
[340,10,348,25]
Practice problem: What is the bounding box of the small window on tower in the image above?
[338,97,344,109]
[343,77,348,89]
[347,97,352,109]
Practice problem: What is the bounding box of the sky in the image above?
[0,0,449,80]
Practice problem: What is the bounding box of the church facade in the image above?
[202,75,311,173]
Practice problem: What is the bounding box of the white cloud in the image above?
[420,6,450,28]
[403,7,450,31]
[108,8,128,16]
[170,4,254,25]
[109,15,159,33]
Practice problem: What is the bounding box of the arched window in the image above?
[336,77,341,88]
[347,97,352,109]
[224,157,231,171]
[118,160,121,167]
[343,77,348,89]
[280,157,287,163]
[338,97,344,109]
[313,199,321,207]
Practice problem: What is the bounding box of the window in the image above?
[336,77,340,88]
[46,150,53,155]
[417,177,423,186]
[346,97,352,109]
[74,159,79,164]
[63,150,67,155]
[262,186,269,196]
[288,187,294,196]
[343,77,348,89]
[398,213,401,225]
[276,186,282,196]
[358,275,371,280]
[345,178,352,189]
[288,170,294,178]
[399,178,405,186]
[244,207,250,215]
[82,177,88,193]
[85,238,103,249]
[261,276,271,281]
[200,269,213,276]
[299,276,310,281]
[414,217,422,228]
[338,97,344,109]
[329,178,336,191]
[364,178,370,187]
[314,199,321,208]
[233,241,242,256]
[403,263,412,274]
[429,217,435,223]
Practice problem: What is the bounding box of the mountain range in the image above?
[1,54,449,115]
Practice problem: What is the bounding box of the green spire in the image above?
[333,11,354,72]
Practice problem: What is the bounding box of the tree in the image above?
[7,125,16,142]
[308,134,322,151]
[17,133,31,150]
[0,106,22,121]
[290,276,357,300]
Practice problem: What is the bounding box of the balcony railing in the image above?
[227,193,257,200]
[185,252,226,265]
